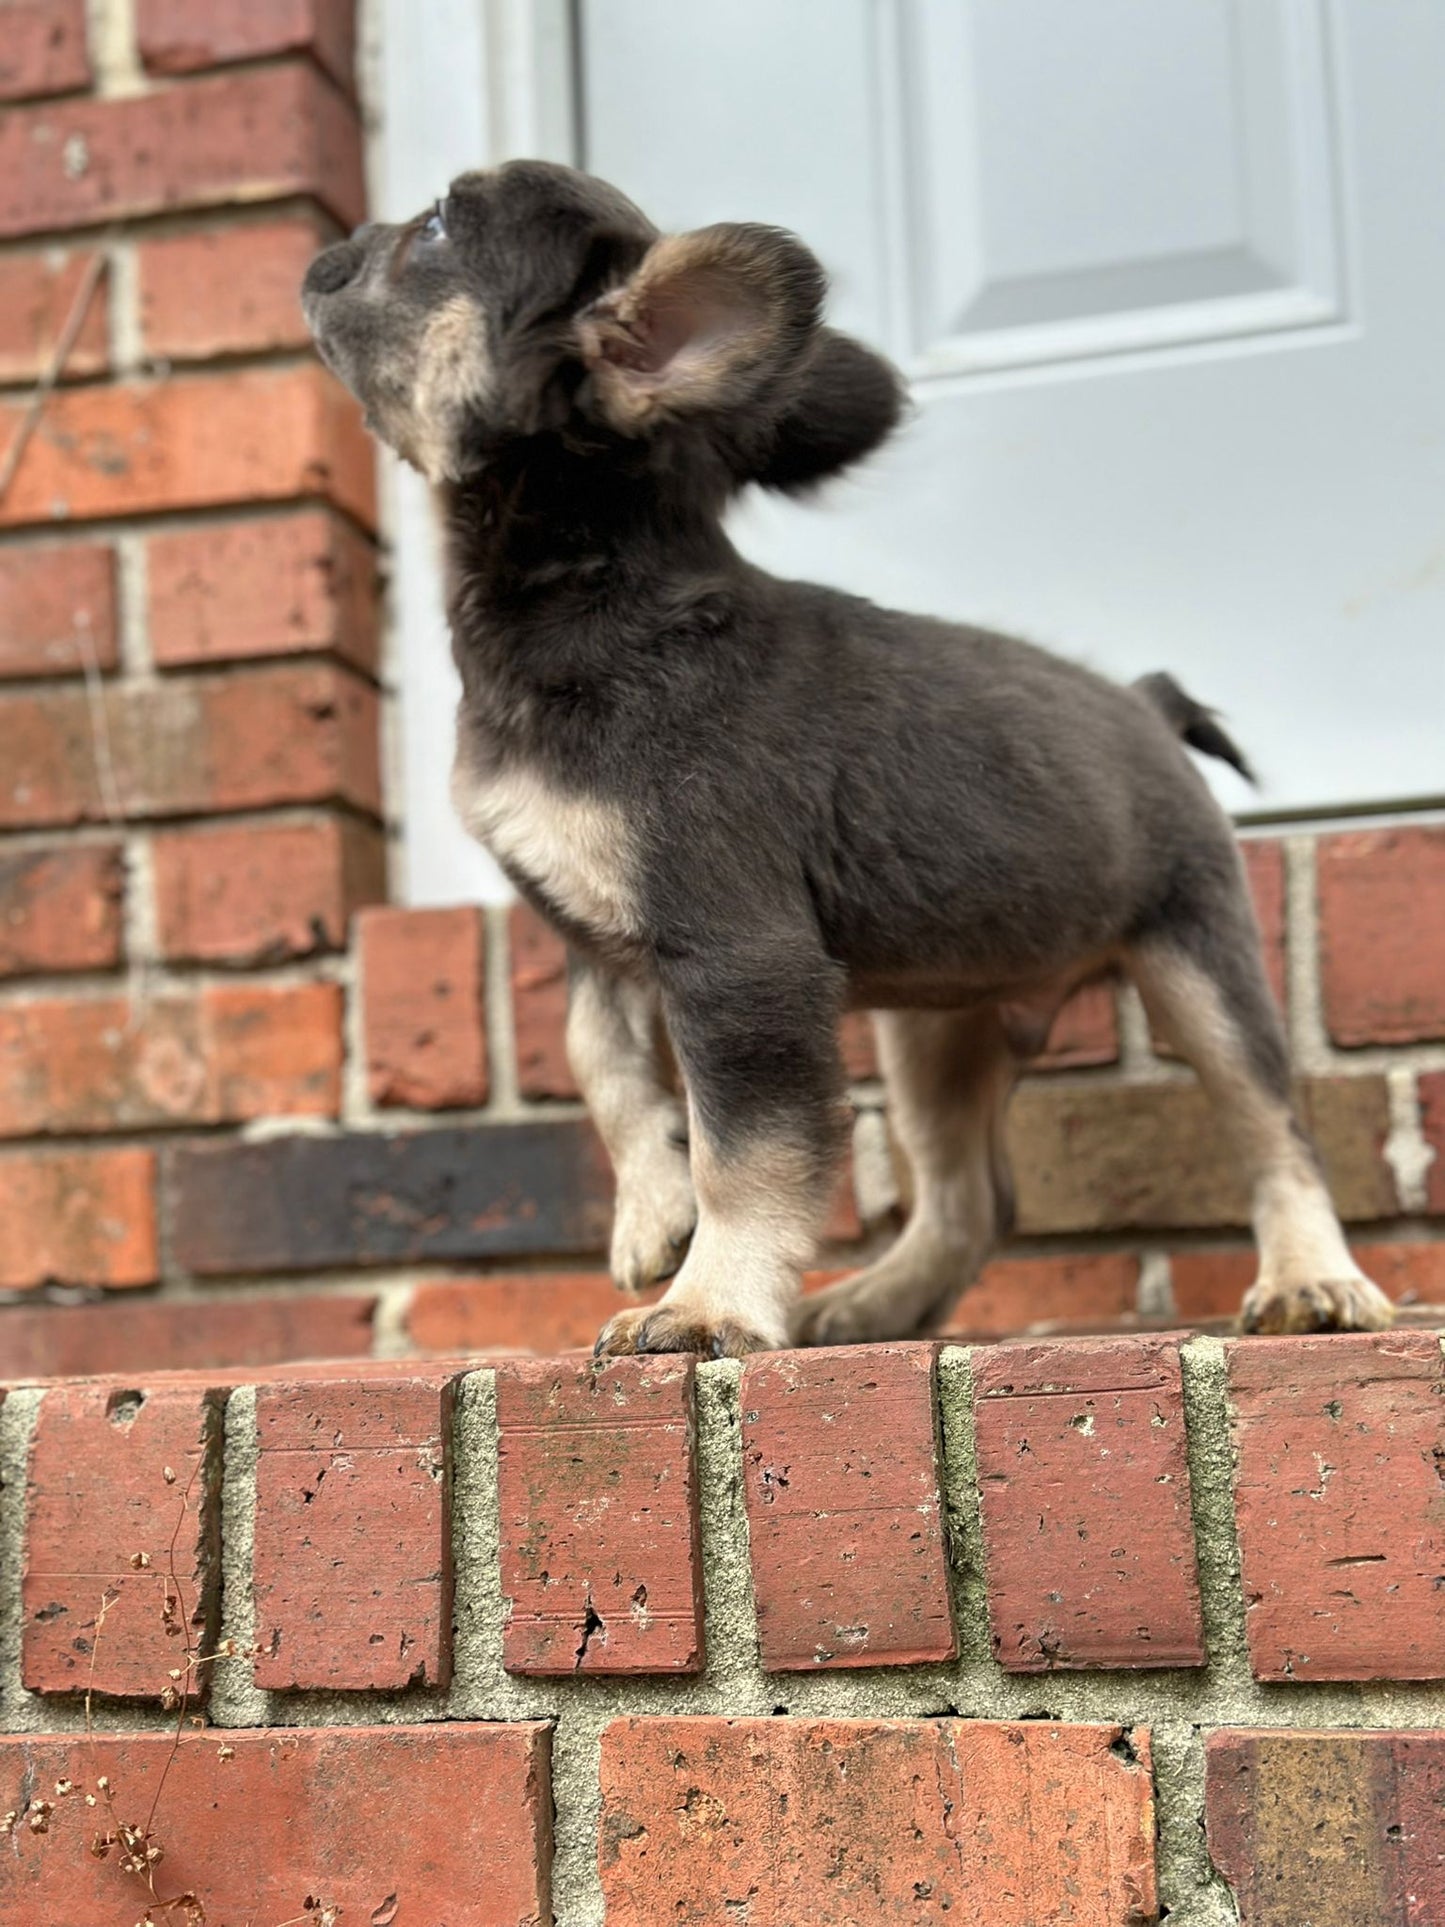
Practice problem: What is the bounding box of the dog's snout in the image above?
[303,240,364,300]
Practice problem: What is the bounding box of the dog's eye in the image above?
[421,203,448,243]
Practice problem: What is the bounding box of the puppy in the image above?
[303,160,1393,1358]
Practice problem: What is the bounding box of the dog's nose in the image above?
[303,240,364,300]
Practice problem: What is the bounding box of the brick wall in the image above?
[0,0,1442,1386]
[4,1331,1445,1921]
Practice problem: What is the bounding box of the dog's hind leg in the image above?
[1126,877,1394,1335]
[566,958,697,1293]
[795,1008,1020,1346]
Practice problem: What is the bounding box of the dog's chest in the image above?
[451,755,637,940]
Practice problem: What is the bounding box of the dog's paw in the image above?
[593,1302,775,1360]
[1239,1273,1396,1335]
[792,1277,905,1348]
[609,1168,698,1293]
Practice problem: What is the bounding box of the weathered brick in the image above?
[0,841,123,977]
[0,64,364,239]
[599,1717,1157,1924]
[974,1335,1205,1670]
[0,1292,375,1382]
[22,1381,223,1697]
[497,1355,703,1674]
[169,1119,614,1274]
[1206,1730,1445,1927]
[1229,1333,1445,1680]
[1425,1072,1445,1214]
[0,661,381,826]
[1039,979,1120,1067]
[360,904,488,1110]
[137,214,325,361]
[0,542,115,677]
[941,1250,1141,1338]
[408,1271,652,1356]
[152,814,385,964]
[0,364,373,531]
[740,1344,954,1670]
[148,510,379,671]
[137,0,356,90]
[253,1375,454,1690]
[0,0,90,102]
[0,1724,554,1924]
[0,248,107,384]
[1008,1074,1395,1233]
[1319,826,1445,1045]
[0,1144,156,1288]
[510,898,573,1097]
[1170,1238,1436,1321]
[0,981,342,1134]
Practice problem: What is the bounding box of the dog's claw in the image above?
[1238,1273,1395,1335]
[594,1303,776,1359]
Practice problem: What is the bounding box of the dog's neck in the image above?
[434,432,743,747]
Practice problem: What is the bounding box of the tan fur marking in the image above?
[452,752,638,942]
[567,969,695,1290]
[1130,948,1393,1330]
[385,293,492,481]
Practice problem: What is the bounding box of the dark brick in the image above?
[168,1120,614,1275]
[1206,1730,1445,1927]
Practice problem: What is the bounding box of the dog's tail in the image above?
[1134,671,1256,785]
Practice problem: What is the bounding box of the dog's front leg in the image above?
[594,944,846,1359]
[566,957,697,1291]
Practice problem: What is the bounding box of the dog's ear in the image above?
[743,329,906,492]
[576,223,824,432]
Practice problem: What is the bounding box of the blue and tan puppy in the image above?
[302,160,1392,1358]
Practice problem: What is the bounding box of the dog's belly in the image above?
[451,753,638,943]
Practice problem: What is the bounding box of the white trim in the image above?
[374,0,577,905]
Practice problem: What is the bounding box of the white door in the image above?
[384,0,1445,905]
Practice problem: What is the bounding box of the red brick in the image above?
[152,814,385,964]
[0,0,90,102]
[1319,826,1445,1044]
[839,1009,877,1079]
[1170,1238,1437,1320]
[599,1717,1157,1924]
[497,1355,704,1674]
[974,1335,1205,1670]
[0,1293,376,1383]
[0,542,115,678]
[138,0,356,90]
[941,1250,1141,1338]
[360,904,488,1110]
[148,510,380,672]
[1243,837,1288,1013]
[136,215,321,362]
[0,248,107,385]
[0,364,373,531]
[253,1375,454,1690]
[1229,1333,1445,1680]
[408,1271,652,1355]
[0,64,364,240]
[0,981,341,1135]
[1038,979,1120,1067]
[1206,1729,1445,1927]
[22,1380,223,1697]
[510,899,573,1097]
[740,1344,954,1670]
[0,1724,554,1924]
[0,841,123,977]
[1009,1074,1395,1233]
[0,1144,156,1289]
[1425,1072,1445,1214]
[0,661,382,827]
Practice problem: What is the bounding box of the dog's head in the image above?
[302,159,903,491]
